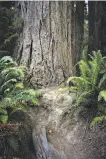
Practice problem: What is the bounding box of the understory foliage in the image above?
[0,2,23,54]
[68,50,106,125]
[0,56,39,124]
[0,56,39,158]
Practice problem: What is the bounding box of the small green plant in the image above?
[90,91,106,126]
[90,115,106,127]
[0,56,39,124]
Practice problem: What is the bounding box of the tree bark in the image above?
[88,1,106,55]
[14,1,84,88]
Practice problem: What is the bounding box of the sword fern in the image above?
[68,50,106,107]
[0,56,39,124]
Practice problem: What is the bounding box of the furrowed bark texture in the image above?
[14,1,84,88]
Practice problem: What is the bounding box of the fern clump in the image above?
[0,56,39,124]
[0,56,39,158]
[68,50,106,108]
[67,50,106,126]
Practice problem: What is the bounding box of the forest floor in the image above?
[28,87,106,159]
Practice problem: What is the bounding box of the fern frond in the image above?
[15,83,24,90]
[0,108,7,114]
[94,50,102,65]
[69,86,78,91]
[67,76,91,91]
[88,51,103,89]
[79,60,90,80]
[0,108,8,123]
[0,79,17,93]
[0,56,15,65]
[0,115,8,124]
[88,54,94,60]
[0,96,27,108]
[98,73,106,89]
[90,62,99,88]
[0,56,17,71]
[82,50,88,62]
[0,97,27,118]
[76,91,92,106]
[15,89,39,105]
[1,66,26,82]
[98,90,106,101]
[90,116,106,127]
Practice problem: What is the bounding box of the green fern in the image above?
[98,73,106,89]
[90,116,106,127]
[67,50,106,107]
[76,91,92,106]
[79,60,90,81]
[0,56,39,158]
[67,76,91,91]
[98,90,106,101]
[67,50,106,125]
[0,56,39,124]
[0,111,8,123]
[0,56,17,71]
[1,66,26,81]
[14,89,39,105]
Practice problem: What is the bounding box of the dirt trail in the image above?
[29,87,106,159]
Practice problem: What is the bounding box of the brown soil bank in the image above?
[29,87,106,159]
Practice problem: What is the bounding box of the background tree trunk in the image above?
[88,1,106,55]
[14,1,84,88]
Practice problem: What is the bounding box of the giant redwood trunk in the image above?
[14,1,84,88]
